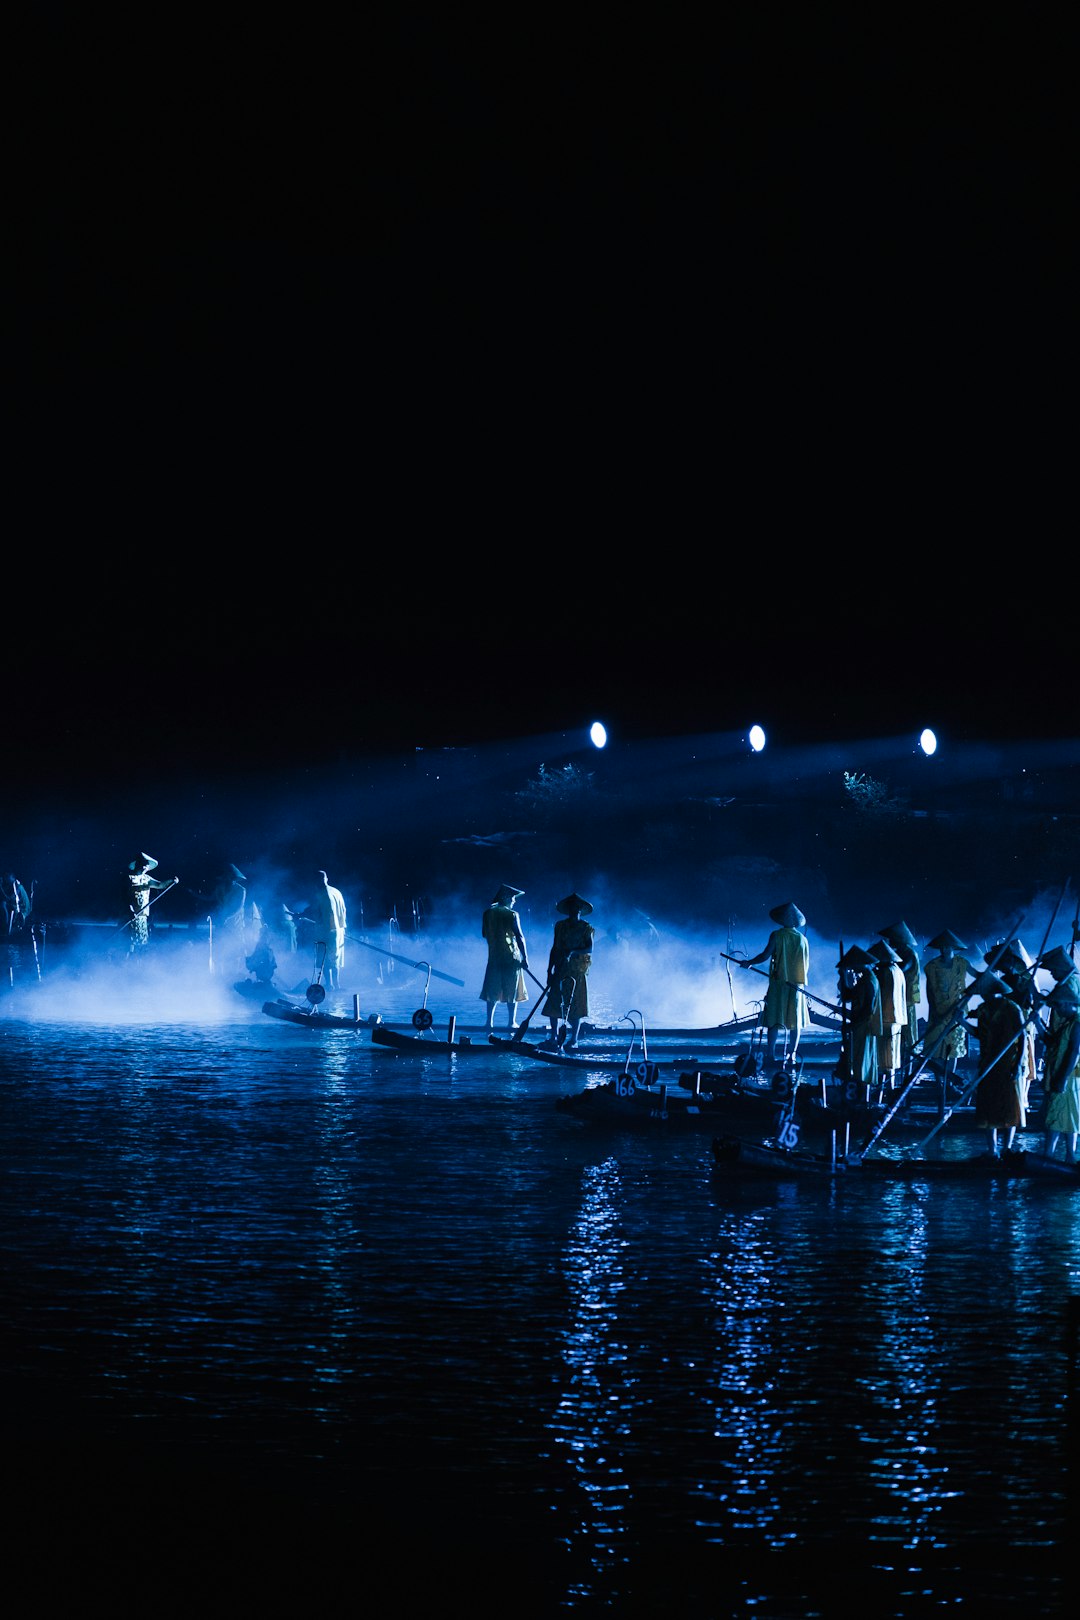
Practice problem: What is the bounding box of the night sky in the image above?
[16,13,1073,915]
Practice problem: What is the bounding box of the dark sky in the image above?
[19,12,1073,806]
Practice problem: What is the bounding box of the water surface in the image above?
[2,1004,1077,1615]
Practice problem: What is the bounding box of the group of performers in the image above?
[480,885,595,1049]
[479,886,1080,1164]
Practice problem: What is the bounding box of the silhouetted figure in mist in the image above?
[480,883,529,1033]
[244,921,278,988]
[543,892,594,1049]
[3,872,30,937]
[312,870,347,990]
[743,901,809,1064]
[125,853,178,951]
[197,864,249,977]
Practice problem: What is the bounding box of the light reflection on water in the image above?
[1,1012,1077,1615]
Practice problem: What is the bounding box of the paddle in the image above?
[504,967,551,1044]
[347,933,465,987]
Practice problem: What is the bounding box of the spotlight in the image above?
[749,725,766,753]
[589,721,608,749]
[919,728,938,757]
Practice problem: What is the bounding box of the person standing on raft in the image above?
[480,884,530,1034]
[742,901,810,1065]
[543,892,595,1050]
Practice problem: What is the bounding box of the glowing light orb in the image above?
[920,728,938,756]
[749,725,766,752]
[589,721,608,749]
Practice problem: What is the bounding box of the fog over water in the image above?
[5,887,1070,1035]
[6,724,1078,1032]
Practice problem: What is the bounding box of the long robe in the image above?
[973,994,1027,1129]
[761,926,809,1032]
[544,916,595,1023]
[313,882,347,975]
[924,955,972,1060]
[841,970,882,1087]
[875,962,907,1073]
[479,902,528,1007]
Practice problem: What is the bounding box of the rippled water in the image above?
[2,998,1078,1616]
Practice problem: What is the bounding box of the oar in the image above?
[506,967,551,1043]
[347,933,465,987]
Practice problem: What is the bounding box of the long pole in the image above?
[347,933,465,987]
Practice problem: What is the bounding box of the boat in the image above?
[261,997,368,1029]
[487,1033,657,1070]
[371,1022,496,1056]
[711,1133,1080,1182]
[557,1069,792,1131]
[575,1015,761,1039]
[552,1065,967,1140]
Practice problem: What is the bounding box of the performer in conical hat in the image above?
[480,884,529,1034]
[124,851,178,953]
[836,944,881,1089]
[923,929,974,1090]
[869,939,907,1087]
[744,902,810,1064]
[543,894,595,1049]
[970,969,1027,1159]
[983,939,1037,1115]
[880,921,921,1076]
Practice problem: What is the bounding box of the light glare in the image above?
[749,725,766,752]
[590,722,608,749]
[920,728,938,756]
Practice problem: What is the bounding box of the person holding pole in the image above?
[312,870,347,991]
[479,884,530,1034]
[125,853,178,951]
[742,901,810,1065]
[543,892,595,1050]
[968,969,1028,1158]
[923,929,973,1094]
